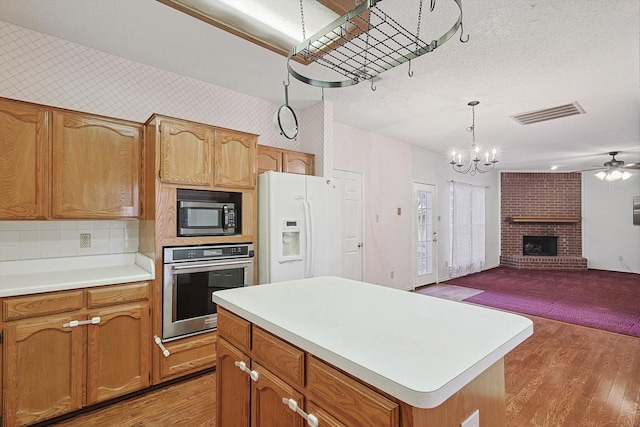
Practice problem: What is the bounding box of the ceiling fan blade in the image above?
[572,167,605,172]
[623,163,640,170]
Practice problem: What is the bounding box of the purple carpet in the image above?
[443,267,640,338]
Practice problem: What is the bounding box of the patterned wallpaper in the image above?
[0,21,420,286]
[0,21,288,145]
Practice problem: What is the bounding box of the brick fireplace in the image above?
[500,172,587,270]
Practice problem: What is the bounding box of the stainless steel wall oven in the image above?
[162,243,254,341]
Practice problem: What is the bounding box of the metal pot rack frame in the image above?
[287,0,466,89]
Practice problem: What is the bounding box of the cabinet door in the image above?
[0,99,49,219]
[257,145,282,174]
[214,129,257,188]
[282,151,314,176]
[4,314,84,427]
[159,119,214,186]
[86,302,151,405]
[252,362,304,427]
[217,338,251,427]
[52,111,141,218]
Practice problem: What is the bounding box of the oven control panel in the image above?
[165,243,254,262]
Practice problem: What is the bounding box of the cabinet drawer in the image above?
[308,356,399,427]
[307,401,348,427]
[217,308,251,352]
[158,332,217,381]
[3,290,84,321]
[252,326,305,387]
[87,282,149,307]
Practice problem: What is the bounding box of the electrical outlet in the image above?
[390,271,394,279]
[79,233,92,248]
[461,409,479,427]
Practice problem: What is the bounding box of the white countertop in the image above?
[0,253,155,297]
[213,276,533,409]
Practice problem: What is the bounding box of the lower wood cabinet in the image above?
[216,308,399,427]
[1,282,151,427]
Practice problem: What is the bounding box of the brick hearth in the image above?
[500,172,587,270]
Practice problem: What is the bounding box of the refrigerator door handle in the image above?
[303,198,314,278]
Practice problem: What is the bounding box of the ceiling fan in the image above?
[577,151,638,182]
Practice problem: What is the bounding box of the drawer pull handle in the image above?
[153,335,171,357]
[234,361,259,382]
[63,316,101,328]
[282,398,319,427]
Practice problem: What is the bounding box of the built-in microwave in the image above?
[177,189,241,237]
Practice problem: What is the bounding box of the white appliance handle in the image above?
[307,198,315,277]
[303,199,312,278]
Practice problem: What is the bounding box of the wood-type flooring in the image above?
[48,313,640,427]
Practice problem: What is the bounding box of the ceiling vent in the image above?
[511,101,585,125]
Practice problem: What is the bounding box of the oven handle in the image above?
[171,260,253,270]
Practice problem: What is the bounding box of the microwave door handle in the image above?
[171,260,252,271]
[223,205,229,231]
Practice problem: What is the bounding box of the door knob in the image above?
[357,243,363,248]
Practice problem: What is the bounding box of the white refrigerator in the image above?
[258,171,341,284]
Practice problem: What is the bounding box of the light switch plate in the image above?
[461,409,479,427]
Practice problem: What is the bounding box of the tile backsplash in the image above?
[0,220,139,261]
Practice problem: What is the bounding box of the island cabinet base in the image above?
[216,307,507,427]
[400,359,506,427]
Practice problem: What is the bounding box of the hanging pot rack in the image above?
[287,0,467,88]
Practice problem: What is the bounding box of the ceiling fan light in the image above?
[594,171,607,181]
[609,169,623,181]
[621,171,633,180]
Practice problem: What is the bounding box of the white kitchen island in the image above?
[213,276,533,427]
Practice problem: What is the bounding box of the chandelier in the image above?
[450,101,498,175]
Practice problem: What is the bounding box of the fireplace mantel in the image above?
[507,216,581,224]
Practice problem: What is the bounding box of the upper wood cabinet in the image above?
[214,129,257,189]
[283,150,315,175]
[257,144,315,176]
[0,98,49,219]
[51,111,142,218]
[158,118,214,186]
[257,145,282,175]
[147,115,257,190]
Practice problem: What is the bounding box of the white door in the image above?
[333,170,364,281]
[412,182,437,288]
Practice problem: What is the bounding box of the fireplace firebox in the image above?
[523,236,558,256]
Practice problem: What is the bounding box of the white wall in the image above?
[333,122,414,289]
[411,146,501,283]
[582,173,640,273]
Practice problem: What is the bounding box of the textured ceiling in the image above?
[1,0,638,172]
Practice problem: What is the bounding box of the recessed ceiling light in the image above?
[550,166,558,170]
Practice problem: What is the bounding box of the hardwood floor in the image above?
[49,372,216,427]
[506,316,640,426]
[47,317,640,427]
